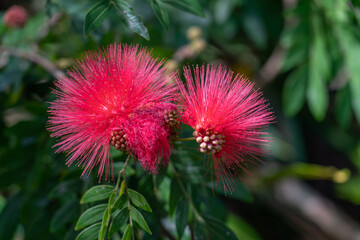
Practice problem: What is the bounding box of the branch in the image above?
[160,224,177,240]
[253,0,298,88]
[0,47,64,78]
[273,178,360,240]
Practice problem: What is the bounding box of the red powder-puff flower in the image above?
[3,5,28,28]
[176,65,274,192]
[48,44,178,179]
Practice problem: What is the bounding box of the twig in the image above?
[253,0,298,88]
[160,224,177,240]
[39,13,62,39]
[273,178,360,240]
[0,47,64,78]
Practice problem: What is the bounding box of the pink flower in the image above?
[48,44,177,179]
[3,5,28,28]
[176,65,274,192]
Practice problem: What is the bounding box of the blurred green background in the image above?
[1,0,360,239]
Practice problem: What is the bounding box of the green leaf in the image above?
[169,178,182,216]
[335,84,352,128]
[108,208,129,237]
[336,176,360,204]
[81,185,115,204]
[113,0,150,40]
[336,28,360,125]
[281,45,307,73]
[98,208,110,240]
[307,13,329,121]
[283,65,307,117]
[130,206,152,234]
[175,197,189,239]
[114,194,127,210]
[202,215,238,240]
[84,0,112,36]
[226,213,261,240]
[210,181,253,203]
[109,191,117,206]
[150,0,169,30]
[194,221,207,240]
[76,223,102,240]
[51,199,78,232]
[122,224,132,240]
[162,0,205,17]
[128,189,152,212]
[75,204,107,231]
[0,193,22,240]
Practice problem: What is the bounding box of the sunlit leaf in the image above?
[113,0,149,40]
[122,224,132,240]
[98,208,110,240]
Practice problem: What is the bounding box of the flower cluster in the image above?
[48,44,274,186]
[48,44,178,178]
[176,65,274,191]
[3,5,28,28]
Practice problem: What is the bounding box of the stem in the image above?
[102,155,131,240]
[121,159,135,240]
[169,162,204,223]
[176,137,196,142]
[115,155,131,191]
[189,224,195,240]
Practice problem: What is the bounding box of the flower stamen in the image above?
[193,128,225,155]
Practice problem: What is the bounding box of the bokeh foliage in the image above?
[1,0,360,239]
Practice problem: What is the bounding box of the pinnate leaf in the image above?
[122,224,132,240]
[130,206,152,234]
[128,189,152,212]
[108,208,129,237]
[162,0,204,17]
[84,0,112,36]
[113,0,149,40]
[75,204,107,231]
[76,223,102,240]
[175,197,189,238]
[150,0,169,30]
[81,185,115,204]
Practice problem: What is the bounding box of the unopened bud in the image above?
[187,26,202,40]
